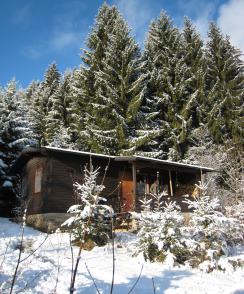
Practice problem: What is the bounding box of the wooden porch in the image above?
[116,156,207,213]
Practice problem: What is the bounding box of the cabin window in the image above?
[34,167,43,193]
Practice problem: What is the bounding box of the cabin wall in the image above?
[43,158,74,213]
[43,155,123,213]
[22,152,204,215]
[23,157,47,214]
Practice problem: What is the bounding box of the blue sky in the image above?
[0,0,243,88]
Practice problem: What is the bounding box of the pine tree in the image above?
[0,80,36,215]
[74,3,146,155]
[205,23,244,145]
[141,11,192,160]
[31,63,60,145]
[71,3,120,152]
[182,17,207,130]
[45,71,74,147]
[91,8,144,155]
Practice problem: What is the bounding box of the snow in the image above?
[43,146,213,172]
[2,180,13,188]
[45,146,114,159]
[0,158,7,169]
[0,217,244,294]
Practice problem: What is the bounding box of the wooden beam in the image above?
[169,170,173,196]
[132,162,137,211]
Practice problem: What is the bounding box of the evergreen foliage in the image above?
[205,23,244,145]
[62,164,113,246]
[46,71,74,147]
[71,3,121,152]
[134,200,186,263]
[134,187,243,270]
[182,18,207,130]
[141,12,193,159]
[0,80,36,215]
[31,63,61,145]
[74,3,148,155]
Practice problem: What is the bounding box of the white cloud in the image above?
[24,30,81,59]
[176,0,218,39]
[22,1,88,59]
[193,3,216,38]
[24,46,44,59]
[113,0,154,45]
[50,31,80,51]
[12,4,31,24]
[217,0,244,54]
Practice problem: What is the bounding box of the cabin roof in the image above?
[45,146,114,159]
[11,146,214,173]
[114,155,214,172]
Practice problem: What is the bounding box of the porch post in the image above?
[169,170,173,196]
[132,162,137,211]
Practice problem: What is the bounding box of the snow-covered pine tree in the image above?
[23,80,40,106]
[71,3,120,153]
[74,3,147,155]
[45,71,74,147]
[0,80,37,215]
[31,63,60,145]
[0,87,9,214]
[140,11,192,160]
[62,164,113,245]
[181,18,207,133]
[93,8,146,155]
[69,67,90,150]
[134,200,185,264]
[205,23,244,145]
[184,184,243,271]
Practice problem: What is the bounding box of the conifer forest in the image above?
[0,3,243,212]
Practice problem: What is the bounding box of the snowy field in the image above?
[0,217,244,294]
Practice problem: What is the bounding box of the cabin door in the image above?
[120,171,134,212]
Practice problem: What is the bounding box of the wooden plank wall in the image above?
[43,154,122,213]
[24,157,47,214]
[23,152,201,215]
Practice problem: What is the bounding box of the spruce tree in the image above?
[206,23,244,145]
[31,63,60,145]
[182,17,207,130]
[45,71,73,147]
[70,3,121,152]
[74,3,146,155]
[90,7,144,155]
[0,80,36,215]
[141,11,191,159]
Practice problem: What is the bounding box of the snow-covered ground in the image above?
[0,217,244,294]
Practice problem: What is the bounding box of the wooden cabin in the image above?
[12,146,213,215]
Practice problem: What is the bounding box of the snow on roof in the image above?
[44,146,213,172]
[115,155,214,172]
[44,146,115,159]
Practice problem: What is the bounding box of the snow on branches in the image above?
[62,164,113,246]
[133,181,244,271]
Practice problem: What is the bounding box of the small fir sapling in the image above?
[225,201,244,232]
[62,164,114,246]
[135,180,244,269]
[184,181,243,271]
[64,162,114,294]
[135,190,186,263]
